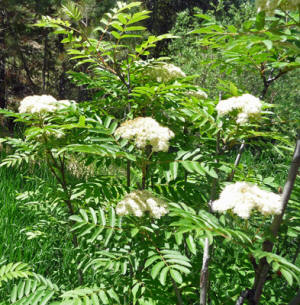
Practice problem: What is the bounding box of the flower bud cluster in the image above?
[216,94,262,124]
[256,0,300,15]
[19,95,73,114]
[212,182,282,219]
[114,117,174,152]
[116,190,169,219]
[147,63,186,83]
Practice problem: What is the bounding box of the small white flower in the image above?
[19,95,57,114]
[116,190,169,219]
[19,95,73,114]
[212,181,282,219]
[236,113,249,124]
[216,94,262,124]
[115,117,174,152]
[216,96,236,116]
[115,203,128,216]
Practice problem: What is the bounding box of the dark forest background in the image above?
[0,0,245,111]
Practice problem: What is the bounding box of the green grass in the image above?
[0,158,91,297]
[0,164,51,256]
[0,162,65,279]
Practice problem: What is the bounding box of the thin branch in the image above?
[43,141,83,284]
[141,161,147,190]
[172,279,184,305]
[125,56,132,187]
[228,140,246,182]
[235,289,255,305]
[127,160,131,188]
[200,238,210,305]
[260,63,269,99]
[260,62,289,99]
[268,69,288,84]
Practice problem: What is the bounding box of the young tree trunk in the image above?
[200,238,210,305]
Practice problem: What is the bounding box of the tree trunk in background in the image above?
[0,8,7,108]
[42,32,48,92]
[57,35,67,99]
[142,0,216,35]
[58,61,66,99]
[141,0,236,56]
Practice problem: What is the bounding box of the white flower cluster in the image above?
[19,95,72,114]
[256,0,300,15]
[216,94,262,124]
[114,117,174,152]
[147,63,186,83]
[212,182,282,219]
[187,89,208,99]
[116,190,169,219]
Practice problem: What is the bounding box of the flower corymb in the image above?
[19,95,73,114]
[212,181,282,219]
[114,117,174,152]
[116,190,169,219]
[216,94,262,124]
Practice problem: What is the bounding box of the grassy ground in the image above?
[0,162,74,287]
[0,163,52,261]
[0,158,94,298]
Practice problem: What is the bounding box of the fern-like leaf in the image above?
[0,263,32,287]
